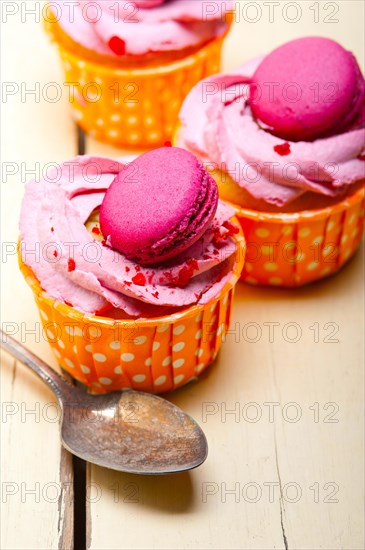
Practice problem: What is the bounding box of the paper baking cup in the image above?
[18,229,245,394]
[45,20,229,149]
[228,188,364,287]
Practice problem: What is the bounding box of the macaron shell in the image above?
[100,147,218,263]
[250,37,365,141]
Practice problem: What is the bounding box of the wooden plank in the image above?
[1,7,76,549]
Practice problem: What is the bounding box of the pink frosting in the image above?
[19,156,239,317]
[178,58,365,207]
[53,0,233,56]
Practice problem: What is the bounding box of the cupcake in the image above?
[19,148,244,393]
[45,0,233,148]
[176,37,365,287]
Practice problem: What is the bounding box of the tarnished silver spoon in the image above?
[1,331,208,475]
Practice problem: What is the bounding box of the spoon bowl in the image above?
[1,331,208,474]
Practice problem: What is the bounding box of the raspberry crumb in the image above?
[92,226,101,235]
[152,291,159,299]
[108,36,126,56]
[125,266,130,273]
[53,250,58,258]
[358,153,365,161]
[51,227,54,232]
[274,142,291,156]
[132,273,146,286]
[223,220,240,236]
[67,258,76,272]
[135,265,140,272]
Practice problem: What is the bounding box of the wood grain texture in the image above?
[1,1,364,549]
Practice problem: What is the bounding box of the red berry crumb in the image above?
[125,266,130,273]
[223,220,240,236]
[108,36,126,56]
[274,142,291,156]
[67,258,76,272]
[152,291,159,299]
[135,265,140,272]
[51,227,54,232]
[358,153,365,161]
[53,250,58,258]
[164,141,172,147]
[92,226,101,235]
[132,273,146,286]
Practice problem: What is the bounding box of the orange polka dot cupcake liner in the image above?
[44,18,229,149]
[18,229,245,394]
[231,187,364,287]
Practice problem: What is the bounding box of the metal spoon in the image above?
[1,331,208,475]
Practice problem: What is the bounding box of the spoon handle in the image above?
[0,330,74,402]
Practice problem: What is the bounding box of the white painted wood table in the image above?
[1,2,364,549]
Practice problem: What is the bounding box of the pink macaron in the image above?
[100,147,218,264]
[250,36,365,141]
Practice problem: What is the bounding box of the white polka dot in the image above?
[73,110,83,121]
[65,325,82,336]
[46,328,55,340]
[162,356,171,366]
[173,325,185,335]
[58,340,65,349]
[282,225,294,236]
[269,277,283,286]
[157,324,169,333]
[40,310,48,321]
[312,236,324,246]
[111,114,120,122]
[145,116,154,125]
[195,312,203,322]
[96,118,104,126]
[133,335,147,345]
[99,377,112,385]
[94,76,103,85]
[349,213,357,225]
[195,363,205,373]
[64,358,74,368]
[173,358,185,369]
[109,341,121,350]
[88,326,101,339]
[108,129,119,138]
[77,60,86,69]
[85,344,92,353]
[261,245,273,256]
[341,235,348,245]
[93,353,107,363]
[174,374,185,385]
[255,228,270,238]
[195,348,204,357]
[222,294,229,306]
[81,365,90,374]
[122,353,135,362]
[145,357,152,367]
[321,267,332,276]
[72,345,77,354]
[351,228,359,238]
[154,375,167,386]
[327,220,335,232]
[128,133,140,143]
[299,227,311,238]
[114,366,122,374]
[63,60,71,71]
[264,262,278,272]
[128,116,138,125]
[173,342,185,352]
[210,303,217,313]
[152,341,160,352]
[307,262,320,271]
[53,349,61,359]
[195,329,202,340]
[133,374,146,383]
[217,323,225,336]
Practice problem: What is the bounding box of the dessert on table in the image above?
[45,0,234,147]
[176,37,365,287]
[19,147,244,393]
